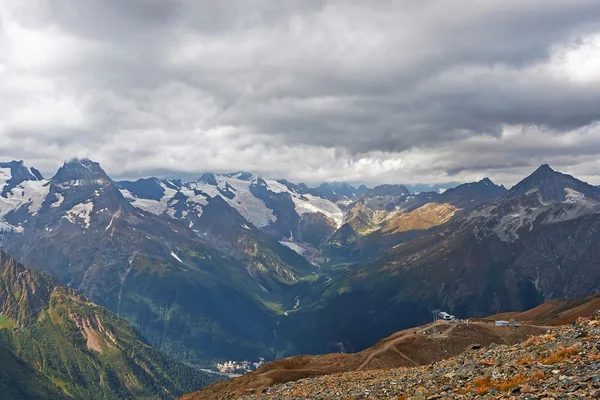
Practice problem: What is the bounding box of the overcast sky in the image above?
[1,0,600,186]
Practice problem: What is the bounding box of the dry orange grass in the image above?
[523,333,556,348]
[469,371,544,395]
[495,374,528,393]
[531,370,545,380]
[539,347,578,365]
[519,357,535,366]
[471,377,492,395]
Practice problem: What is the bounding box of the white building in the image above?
[439,311,455,321]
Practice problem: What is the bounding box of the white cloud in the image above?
[1,0,600,187]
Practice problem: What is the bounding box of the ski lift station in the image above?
[438,311,455,321]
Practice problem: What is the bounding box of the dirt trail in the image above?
[182,320,550,400]
[356,321,454,370]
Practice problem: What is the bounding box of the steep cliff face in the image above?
[0,251,54,327]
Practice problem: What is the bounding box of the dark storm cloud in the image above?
[1,0,600,185]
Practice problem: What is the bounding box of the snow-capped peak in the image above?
[0,161,50,229]
[0,160,44,197]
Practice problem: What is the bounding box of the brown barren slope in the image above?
[490,292,600,325]
[382,202,457,234]
[181,320,546,400]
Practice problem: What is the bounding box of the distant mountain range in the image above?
[282,164,600,354]
[1,158,600,395]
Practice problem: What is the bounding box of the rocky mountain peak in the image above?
[314,182,346,201]
[225,171,254,181]
[53,158,109,183]
[524,164,559,182]
[0,250,55,327]
[508,164,600,202]
[198,172,218,186]
[356,184,369,194]
[316,181,366,201]
[363,184,410,197]
[447,177,506,194]
[43,158,129,217]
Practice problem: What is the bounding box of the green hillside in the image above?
[0,250,220,400]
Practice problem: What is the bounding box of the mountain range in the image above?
[1,158,600,395]
[281,164,600,354]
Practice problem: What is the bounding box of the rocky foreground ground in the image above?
[240,317,600,399]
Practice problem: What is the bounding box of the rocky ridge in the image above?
[240,316,600,399]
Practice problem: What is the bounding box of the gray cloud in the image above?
[1,0,600,186]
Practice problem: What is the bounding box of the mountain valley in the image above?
[1,159,600,399]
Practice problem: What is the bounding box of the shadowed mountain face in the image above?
[0,250,220,400]
[507,164,600,202]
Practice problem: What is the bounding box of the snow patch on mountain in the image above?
[0,168,12,187]
[290,193,344,228]
[493,210,531,242]
[51,193,64,208]
[193,176,276,227]
[525,187,539,195]
[0,175,50,219]
[543,203,600,224]
[106,213,117,231]
[64,200,94,228]
[180,186,208,214]
[279,240,306,255]
[262,179,289,194]
[261,178,343,226]
[121,185,177,216]
[122,173,343,232]
[170,251,183,263]
[121,180,211,218]
[564,188,585,204]
[10,180,50,216]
